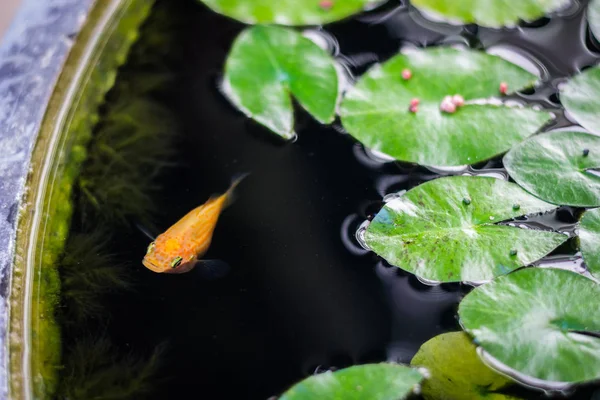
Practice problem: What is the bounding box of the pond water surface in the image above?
[61,0,600,398]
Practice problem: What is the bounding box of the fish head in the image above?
[142,234,197,274]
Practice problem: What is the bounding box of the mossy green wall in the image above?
[10,0,154,398]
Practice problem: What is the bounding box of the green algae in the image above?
[78,96,177,227]
[59,231,131,327]
[60,336,165,400]
[55,1,183,398]
[77,3,180,229]
[10,0,155,398]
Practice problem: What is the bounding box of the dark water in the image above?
[68,0,600,398]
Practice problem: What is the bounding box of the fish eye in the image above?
[171,256,183,268]
[146,242,155,254]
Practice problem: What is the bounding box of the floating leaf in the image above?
[459,268,600,386]
[411,0,569,28]
[411,332,520,400]
[561,65,600,134]
[340,47,551,167]
[224,25,338,139]
[504,131,600,207]
[198,0,382,25]
[579,208,600,277]
[365,176,567,283]
[589,0,600,43]
[279,363,423,400]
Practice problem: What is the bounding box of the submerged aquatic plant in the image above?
[78,97,177,228]
[59,336,165,400]
[60,231,131,326]
[77,0,181,229]
[57,2,183,398]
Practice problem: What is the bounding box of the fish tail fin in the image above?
[223,172,250,208]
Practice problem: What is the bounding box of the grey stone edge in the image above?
[0,0,95,397]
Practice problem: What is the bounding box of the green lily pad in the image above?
[279,363,424,400]
[504,131,600,207]
[365,176,567,283]
[459,268,600,386]
[224,25,338,140]
[411,0,569,28]
[589,0,600,42]
[579,208,600,278]
[199,0,382,25]
[560,65,600,134]
[411,332,520,400]
[340,47,551,167]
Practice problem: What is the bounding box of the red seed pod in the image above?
[499,82,508,95]
[402,69,412,80]
[440,98,456,114]
[410,98,420,107]
[319,0,334,10]
[409,104,419,113]
[451,94,465,107]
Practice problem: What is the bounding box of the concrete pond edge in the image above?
[0,0,152,397]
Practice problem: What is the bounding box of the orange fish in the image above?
[142,175,246,274]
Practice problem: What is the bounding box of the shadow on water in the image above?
[60,0,600,398]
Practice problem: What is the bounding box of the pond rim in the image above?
[0,0,154,398]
